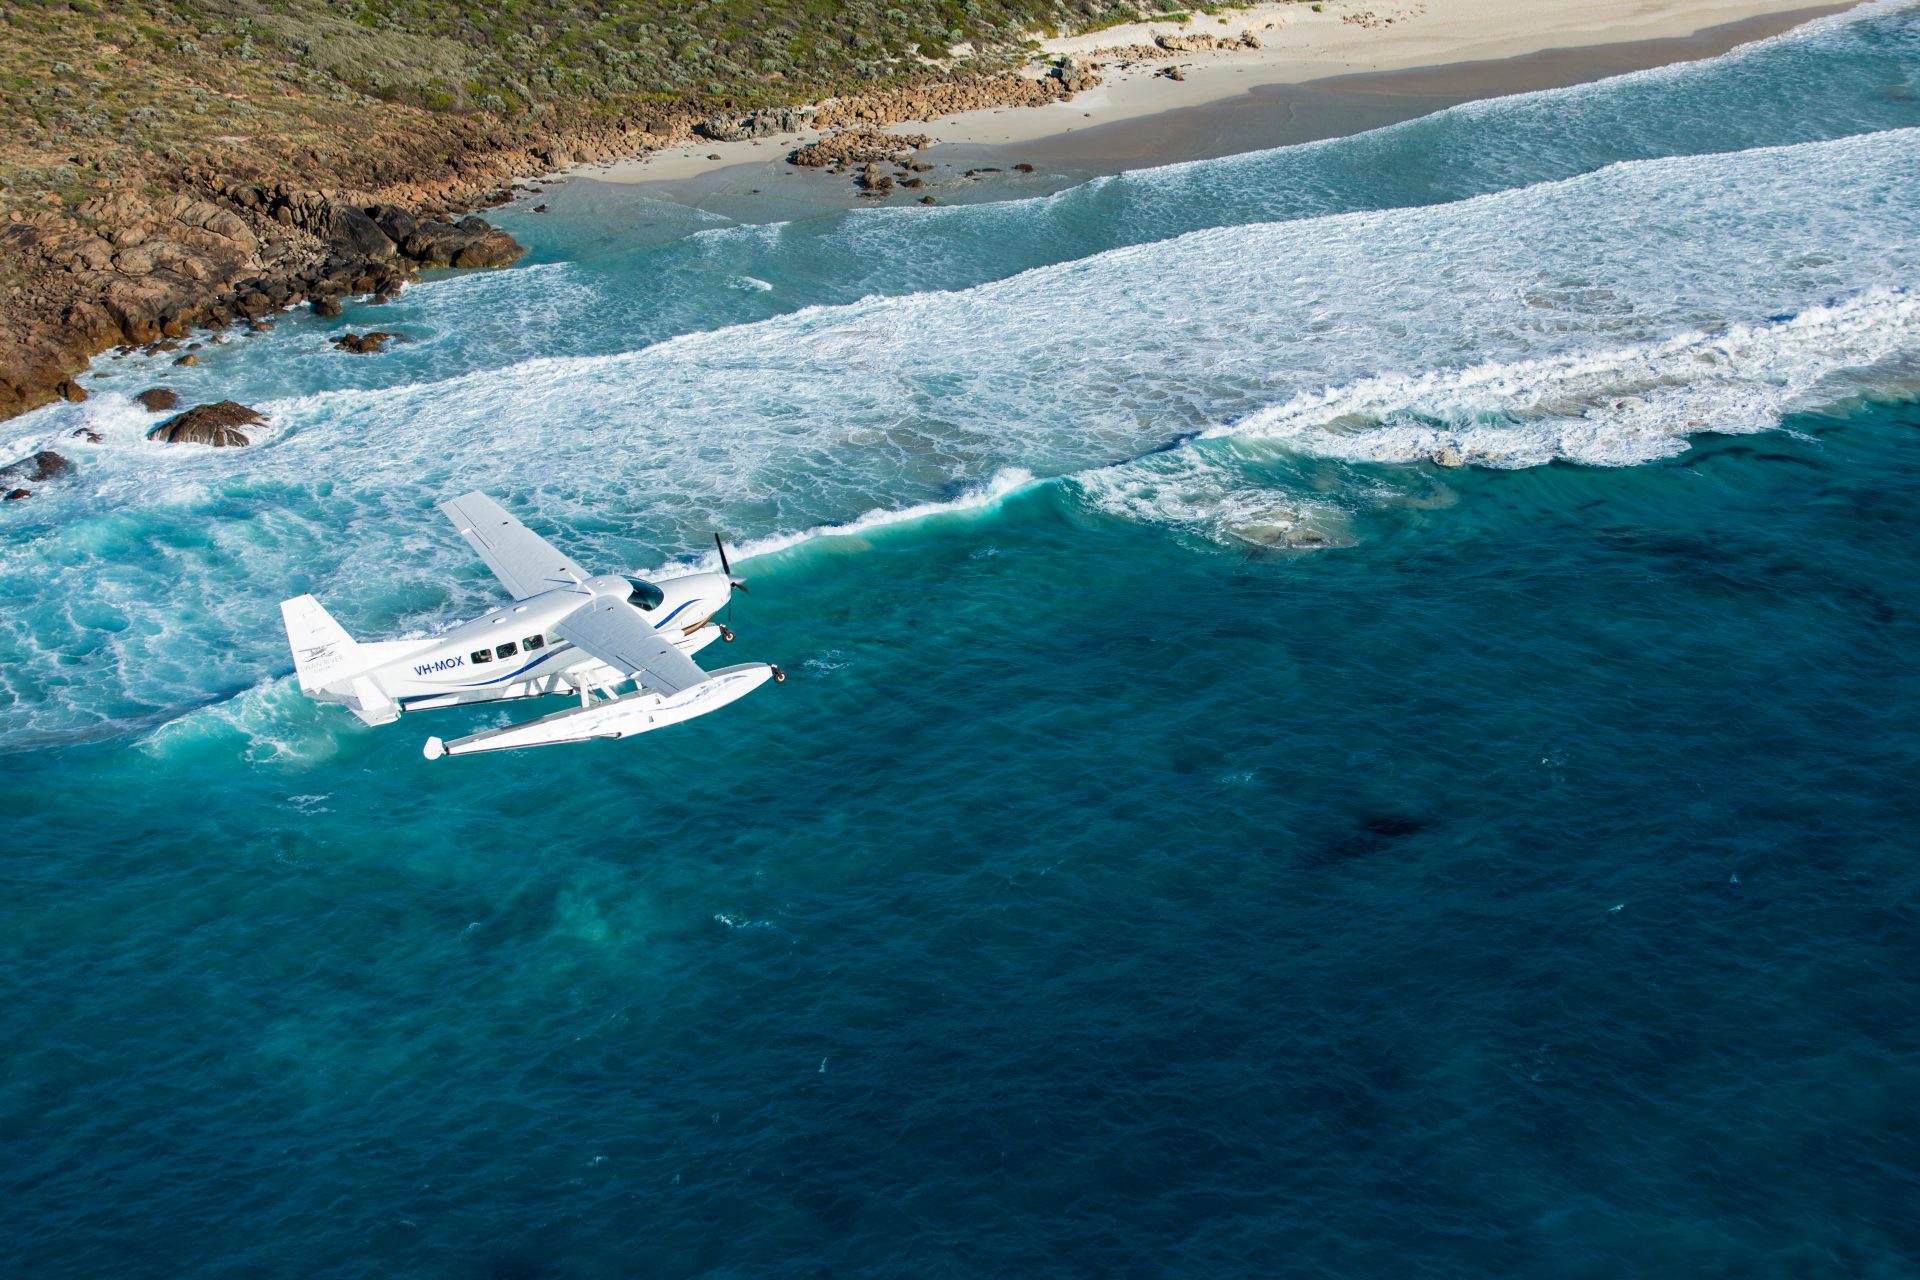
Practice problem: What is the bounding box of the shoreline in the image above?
[572,0,1846,210]
[0,0,1854,429]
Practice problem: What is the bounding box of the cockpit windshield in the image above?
[626,578,665,610]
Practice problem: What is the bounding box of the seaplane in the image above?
[279,492,783,760]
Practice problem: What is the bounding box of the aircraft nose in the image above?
[693,572,734,614]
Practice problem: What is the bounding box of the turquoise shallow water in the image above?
[5,6,1920,1277]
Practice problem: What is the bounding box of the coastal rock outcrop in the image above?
[0,53,1103,424]
[333,331,397,354]
[397,217,524,269]
[0,450,73,501]
[1,189,527,425]
[789,129,931,170]
[328,206,398,261]
[0,451,72,485]
[695,106,815,141]
[1156,31,1264,53]
[147,401,262,447]
[1055,56,1099,93]
[134,388,179,412]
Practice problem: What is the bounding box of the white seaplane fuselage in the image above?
[332,571,734,721]
[283,491,780,758]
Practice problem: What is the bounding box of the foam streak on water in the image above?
[4,15,1920,1278]
[2,1,1910,417]
[2,129,1918,740]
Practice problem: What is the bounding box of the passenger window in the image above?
[471,648,493,664]
[524,635,545,651]
[496,641,519,659]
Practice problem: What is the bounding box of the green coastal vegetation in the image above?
[2,0,1259,419]
[3,0,1251,208]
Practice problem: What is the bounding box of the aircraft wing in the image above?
[552,598,707,697]
[439,491,591,600]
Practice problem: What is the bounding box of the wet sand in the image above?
[543,3,1846,225]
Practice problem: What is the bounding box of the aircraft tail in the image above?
[280,594,364,695]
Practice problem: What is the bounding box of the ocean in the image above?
[3,5,1919,1276]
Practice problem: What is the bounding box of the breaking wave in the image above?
[2,122,1917,743]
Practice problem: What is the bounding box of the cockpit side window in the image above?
[627,578,665,610]
[471,648,493,664]
[524,635,546,651]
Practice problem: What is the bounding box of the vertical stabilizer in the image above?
[280,594,361,694]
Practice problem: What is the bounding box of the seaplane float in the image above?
[280,492,782,760]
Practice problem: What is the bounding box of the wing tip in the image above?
[437,489,489,514]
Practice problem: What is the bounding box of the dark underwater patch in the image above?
[1308,814,1432,866]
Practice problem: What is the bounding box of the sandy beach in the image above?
[569,0,1847,198]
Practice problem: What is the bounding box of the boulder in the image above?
[310,296,343,318]
[450,226,522,269]
[333,331,397,354]
[327,205,397,260]
[1054,57,1100,93]
[695,106,815,142]
[133,387,178,412]
[56,379,88,403]
[789,129,932,170]
[401,216,524,269]
[368,204,420,246]
[147,400,262,447]
[0,451,72,485]
[1157,33,1227,52]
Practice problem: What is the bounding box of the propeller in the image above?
[715,532,744,640]
[715,532,747,593]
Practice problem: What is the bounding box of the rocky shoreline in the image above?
[0,70,1086,426]
[2,171,539,425]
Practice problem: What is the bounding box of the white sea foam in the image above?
[1220,289,1920,468]
[1070,446,1358,550]
[2,129,1917,741]
[141,678,352,766]
[643,466,1038,576]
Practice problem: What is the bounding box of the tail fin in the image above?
[280,594,361,694]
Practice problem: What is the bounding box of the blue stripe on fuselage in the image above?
[425,598,701,694]
[652,599,697,630]
[451,642,578,688]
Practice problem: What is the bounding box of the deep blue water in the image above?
[4,5,1920,1277]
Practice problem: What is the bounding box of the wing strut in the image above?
[552,597,709,697]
